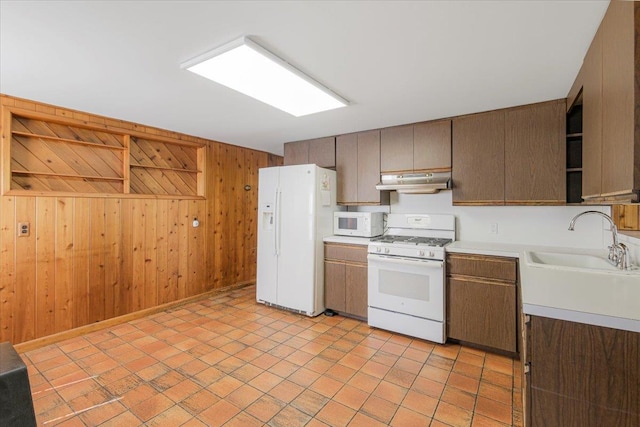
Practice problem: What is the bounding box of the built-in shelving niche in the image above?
[566,101,583,204]
[4,108,204,198]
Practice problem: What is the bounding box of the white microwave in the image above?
[333,212,384,237]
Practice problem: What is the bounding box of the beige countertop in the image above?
[446,241,523,258]
[446,241,640,333]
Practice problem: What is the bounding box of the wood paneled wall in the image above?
[0,95,282,344]
[612,204,640,230]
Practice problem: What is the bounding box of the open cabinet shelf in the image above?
[2,107,205,198]
[566,103,583,204]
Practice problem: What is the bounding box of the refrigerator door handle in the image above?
[274,189,281,256]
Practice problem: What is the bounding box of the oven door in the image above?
[367,253,444,322]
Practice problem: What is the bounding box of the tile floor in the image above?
[23,285,523,426]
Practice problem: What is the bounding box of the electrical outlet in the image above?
[18,222,30,237]
[489,223,498,234]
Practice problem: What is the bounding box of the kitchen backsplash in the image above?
[391,191,612,249]
[346,191,613,250]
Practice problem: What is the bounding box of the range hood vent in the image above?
[375,172,451,194]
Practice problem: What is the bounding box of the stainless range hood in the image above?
[375,172,451,194]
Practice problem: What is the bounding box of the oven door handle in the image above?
[367,254,443,268]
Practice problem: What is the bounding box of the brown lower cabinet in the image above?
[446,253,518,353]
[525,316,639,427]
[324,243,368,319]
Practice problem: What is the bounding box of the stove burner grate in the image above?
[370,235,452,247]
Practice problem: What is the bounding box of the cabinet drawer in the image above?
[324,244,368,264]
[447,253,517,282]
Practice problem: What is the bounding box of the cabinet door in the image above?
[284,140,309,166]
[452,111,505,205]
[529,316,640,427]
[345,263,368,318]
[522,312,531,427]
[324,261,346,312]
[582,27,603,199]
[414,120,452,171]
[336,134,358,204]
[380,125,414,173]
[601,0,636,196]
[505,100,566,204]
[357,130,383,204]
[447,277,516,352]
[308,137,336,169]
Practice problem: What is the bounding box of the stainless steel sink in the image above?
[525,251,620,271]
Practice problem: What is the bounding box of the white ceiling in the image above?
[0,1,608,156]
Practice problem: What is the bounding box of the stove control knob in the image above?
[376,247,382,253]
[428,251,435,258]
[418,250,425,257]
[384,248,390,254]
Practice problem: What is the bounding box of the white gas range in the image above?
[367,214,455,344]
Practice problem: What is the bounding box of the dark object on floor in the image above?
[0,342,37,427]
[324,309,336,317]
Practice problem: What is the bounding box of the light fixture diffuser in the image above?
[181,37,348,117]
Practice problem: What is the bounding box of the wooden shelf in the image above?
[566,104,583,204]
[12,170,124,181]
[129,163,200,173]
[12,131,125,150]
[5,189,204,200]
[6,108,204,198]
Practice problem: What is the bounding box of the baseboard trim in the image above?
[15,281,254,353]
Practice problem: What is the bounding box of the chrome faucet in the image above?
[568,210,631,270]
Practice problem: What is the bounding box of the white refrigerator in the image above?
[257,164,337,316]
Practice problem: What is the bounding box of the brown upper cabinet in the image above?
[380,125,413,173]
[336,130,390,205]
[452,110,505,205]
[582,25,603,200]
[414,120,452,172]
[569,1,639,203]
[505,99,566,204]
[452,100,566,206]
[283,137,336,169]
[601,1,637,201]
[380,120,452,173]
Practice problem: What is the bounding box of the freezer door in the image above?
[276,165,318,313]
[256,167,279,305]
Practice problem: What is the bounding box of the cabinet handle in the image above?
[524,315,531,325]
[524,363,530,374]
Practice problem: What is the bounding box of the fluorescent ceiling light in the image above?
[181,36,348,117]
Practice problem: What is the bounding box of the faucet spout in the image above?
[568,210,618,247]
[568,210,631,270]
